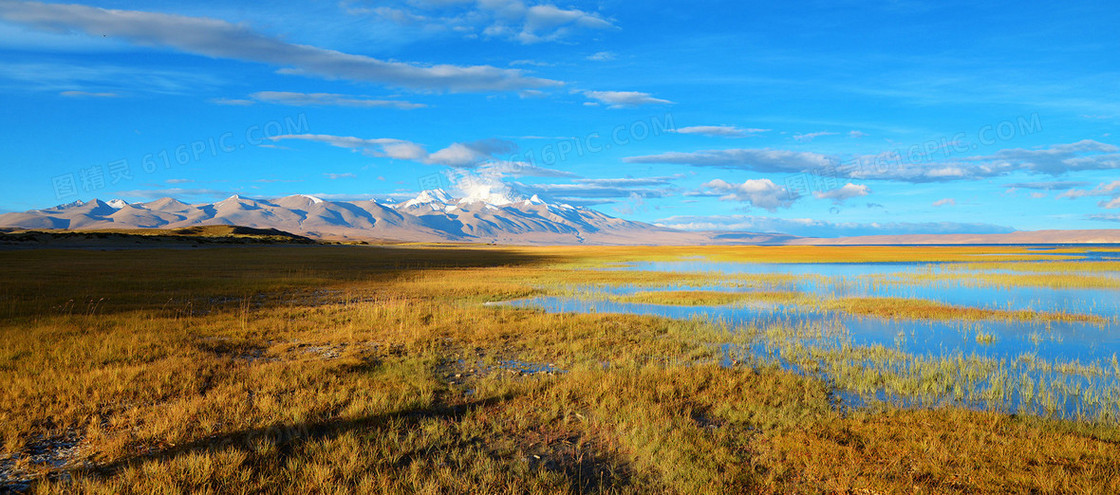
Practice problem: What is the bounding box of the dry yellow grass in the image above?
[1,242,1118,493]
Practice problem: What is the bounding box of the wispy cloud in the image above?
[1004,181,1089,190]
[626,148,837,174]
[587,51,616,61]
[477,161,576,178]
[654,215,1014,238]
[211,98,254,106]
[111,188,233,201]
[793,131,837,142]
[626,140,1120,183]
[271,134,430,161]
[0,61,221,95]
[270,133,572,175]
[674,125,768,138]
[59,90,118,98]
[572,176,681,187]
[244,91,425,109]
[933,198,956,207]
[1058,180,1120,209]
[466,175,683,206]
[324,172,357,180]
[0,1,560,92]
[513,181,670,200]
[348,0,615,44]
[580,90,672,109]
[1086,213,1120,222]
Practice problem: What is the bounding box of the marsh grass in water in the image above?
[601,289,1106,324]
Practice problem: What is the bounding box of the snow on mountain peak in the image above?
[400,189,454,209]
[107,199,129,209]
[300,194,324,204]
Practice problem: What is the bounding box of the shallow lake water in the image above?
[502,253,1120,419]
[608,260,1120,317]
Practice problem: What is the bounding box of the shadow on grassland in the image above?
[0,243,556,319]
[59,388,633,492]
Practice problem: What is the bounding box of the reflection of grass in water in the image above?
[824,297,1107,324]
[598,289,1106,324]
[877,271,1120,289]
[955,260,1120,273]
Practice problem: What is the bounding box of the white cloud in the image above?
[0,1,559,92]
[325,173,357,179]
[932,198,956,207]
[581,90,672,109]
[246,91,425,109]
[449,169,520,204]
[674,125,768,138]
[701,178,797,211]
[814,183,870,204]
[427,143,491,167]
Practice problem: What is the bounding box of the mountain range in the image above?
[0,191,740,245]
[2,192,1118,245]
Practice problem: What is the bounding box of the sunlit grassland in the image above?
[1,244,1119,493]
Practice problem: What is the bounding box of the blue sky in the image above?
[0,0,1117,237]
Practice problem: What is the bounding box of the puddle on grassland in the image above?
[501,252,1120,420]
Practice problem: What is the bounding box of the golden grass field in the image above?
[1,241,1119,493]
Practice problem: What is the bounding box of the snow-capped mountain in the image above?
[0,192,724,245]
